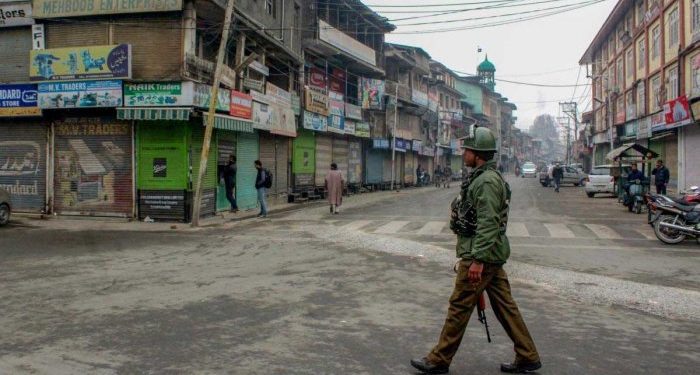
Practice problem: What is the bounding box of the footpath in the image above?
[11,186,440,233]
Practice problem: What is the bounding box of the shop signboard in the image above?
[191,82,230,112]
[355,122,370,138]
[38,80,122,108]
[309,67,327,89]
[124,82,186,107]
[291,93,301,116]
[372,138,389,149]
[0,1,34,27]
[303,110,327,132]
[304,86,329,116]
[243,77,264,92]
[33,0,183,18]
[0,84,40,117]
[360,78,384,110]
[412,139,422,152]
[662,95,691,129]
[30,44,131,81]
[327,114,345,134]
[637,117,652,140]
[650,111,666,131]
[422,146,435,157]
[344,120,356,135]
[252,101,272,130]
[345,102,362,120]
[328,97,344,117]
[266,82,292,106]
[271,105,296,137]
[230,90,252,119]
[248,60,269,76]
[412,89,428,107]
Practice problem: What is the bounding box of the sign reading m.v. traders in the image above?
[33,0,183,18]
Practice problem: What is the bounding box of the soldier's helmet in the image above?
[460,126,497,152]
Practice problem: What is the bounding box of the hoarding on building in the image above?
[360,78,384,110]
[33,0,183,18]
[372,138,390,149]
[328,93,344,117]
[309,68,326,89]
[124,82,186,107]
[0,84,40,117]
[191,83,230,112]
[303,111,327,132]
[0,2,34,27]
[30,44,131,81]
[38,80,122,108]
[266,82,292,106]
[230,90,252,119]
[327,114,345,134]
[663,95,691,125]
[355,122,370,138]
[304,86,329,116]
[637,117,651,139]
[345,103,362,120]
[412,140,422,152]
[318,20,376,66]
[344,120,356,135]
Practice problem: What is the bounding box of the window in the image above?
[266,0,276,18]
[693,0,700,38]
[692,54,700,97]
[616,58,624,88]
[668,8,679,47]
[651,75,661,109]
[626,49,634,79]
[651,26,660,59]
[667,67,678,99]
[638,39,645,70]
[637,81,646,116]
[637,0,645,27]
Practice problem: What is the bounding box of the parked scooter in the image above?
[646,188,700,244]
[622,179,647,214]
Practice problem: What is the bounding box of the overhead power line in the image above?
[366,0,524,7]
[389,0,579,22]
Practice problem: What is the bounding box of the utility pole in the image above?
[557,116,571,165]
[390,82,398,191]
[560,101,579,164]
[191,0,236,227]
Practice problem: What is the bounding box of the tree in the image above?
[529,114,559,140]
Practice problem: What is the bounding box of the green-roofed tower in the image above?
[477,55,496,91]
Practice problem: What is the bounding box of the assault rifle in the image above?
[477,292,492,343]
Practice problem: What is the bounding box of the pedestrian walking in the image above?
[325,163,344,214]
[254,160,270,218]
[443,166,452,188]
[416,164,423,187]
[435,165,444,188]
[552,163,564,193]
[652,159,670,195]
[222,155,238,213]
[411,127,541,375]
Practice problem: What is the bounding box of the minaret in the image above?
[477,55,496,91]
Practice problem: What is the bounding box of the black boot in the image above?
[500,360,542,373]
[410,357,449,374]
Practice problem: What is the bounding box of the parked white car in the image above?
[585,164,631,198]
[521,162,537,178]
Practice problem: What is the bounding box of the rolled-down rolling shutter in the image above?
[332,137,349,181]
[0,122,47,213]
[0,27,32,82]
[275,137,289,195]
[236,131,259,210]
[315,134,332,186]
[366,149,384,184]
[348,140,362,184]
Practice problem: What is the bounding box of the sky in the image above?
[366,0,618,130]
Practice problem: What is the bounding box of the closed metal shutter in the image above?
[332,137,349,179]
[259,132,276,190]
[315,134,332,186]
[274,137,289,195]
[190,126,218,218]
[347,140,362,184]
[0,28,31,83]
[366,149,383,184]
[46,21,109,48]
[404,151,414,185]
[216,131,237,212]
[682,126,700,186]
[112,14,181,80]
[236,131,259,210]
[665,135,678,187]
[398,153,405,185]
[53,118,133,217]
[0,122,48,213]
[382,152,393,183]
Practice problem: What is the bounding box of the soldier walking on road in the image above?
[411,127,541,374]
[552,163,564,193]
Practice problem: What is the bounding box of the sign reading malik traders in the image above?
[30,44,131,81]
[0,84,40,117]
[33,0,183,18]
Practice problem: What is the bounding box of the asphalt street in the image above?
[0,176,698,374]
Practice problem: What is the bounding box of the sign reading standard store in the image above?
[0,84,40,117]
[33,0,183,18]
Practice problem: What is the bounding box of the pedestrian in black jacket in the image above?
[552,163,564,193]
[652,159,670,195]
[222,155,238,212]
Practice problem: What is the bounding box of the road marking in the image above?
[634,228,657,240]
[417,221,447,235]
[374,221,411,234]
[543,223,576,238]
[342,220,373,231]
[584,224,623,239]
[507,222,529,237]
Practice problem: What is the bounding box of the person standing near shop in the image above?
[652,159,670,195]
[254,160,270,218]
[223,155,238,213]
[552,163,564,193]
[410,127,541,375]
[325,163,344,214]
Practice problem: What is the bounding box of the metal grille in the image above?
[0,123,47,213]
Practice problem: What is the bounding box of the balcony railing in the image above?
[184,53,237,88]
[385,80,412,103]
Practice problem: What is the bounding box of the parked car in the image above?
[540,165,586,187]
[585,164,631,198]
[521,162,538,178]
[0,188,11,226]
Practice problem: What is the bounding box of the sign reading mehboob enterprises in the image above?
[33,0,183,18]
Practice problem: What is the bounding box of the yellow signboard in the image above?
[30,44,131,82]
[0,107,42,117]
[33,0,183,18]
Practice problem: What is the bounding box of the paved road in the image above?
[0,177,698,374]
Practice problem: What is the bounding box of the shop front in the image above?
[367,138,390,185]
[0,84,47,213]
[292,129,316,187]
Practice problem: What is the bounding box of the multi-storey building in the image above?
[429,60,466,176]
[581,0,700,190]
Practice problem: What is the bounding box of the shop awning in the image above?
[202,113,254,133]
[117,107,192,121]
[606,143,659,162]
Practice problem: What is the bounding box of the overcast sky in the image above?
[368,0,617,130]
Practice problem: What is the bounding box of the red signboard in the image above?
[663,95,690,125]
[230,90,252,119]
[309,67,327,89]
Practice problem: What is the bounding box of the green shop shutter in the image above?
[0,122,48,213]
[366,149,384,184]
[190,125,218,217]
[236,131,259,210]
[292,130,316,186]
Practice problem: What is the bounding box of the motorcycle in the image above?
[647,189,700,244]
[646,186,700,225]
